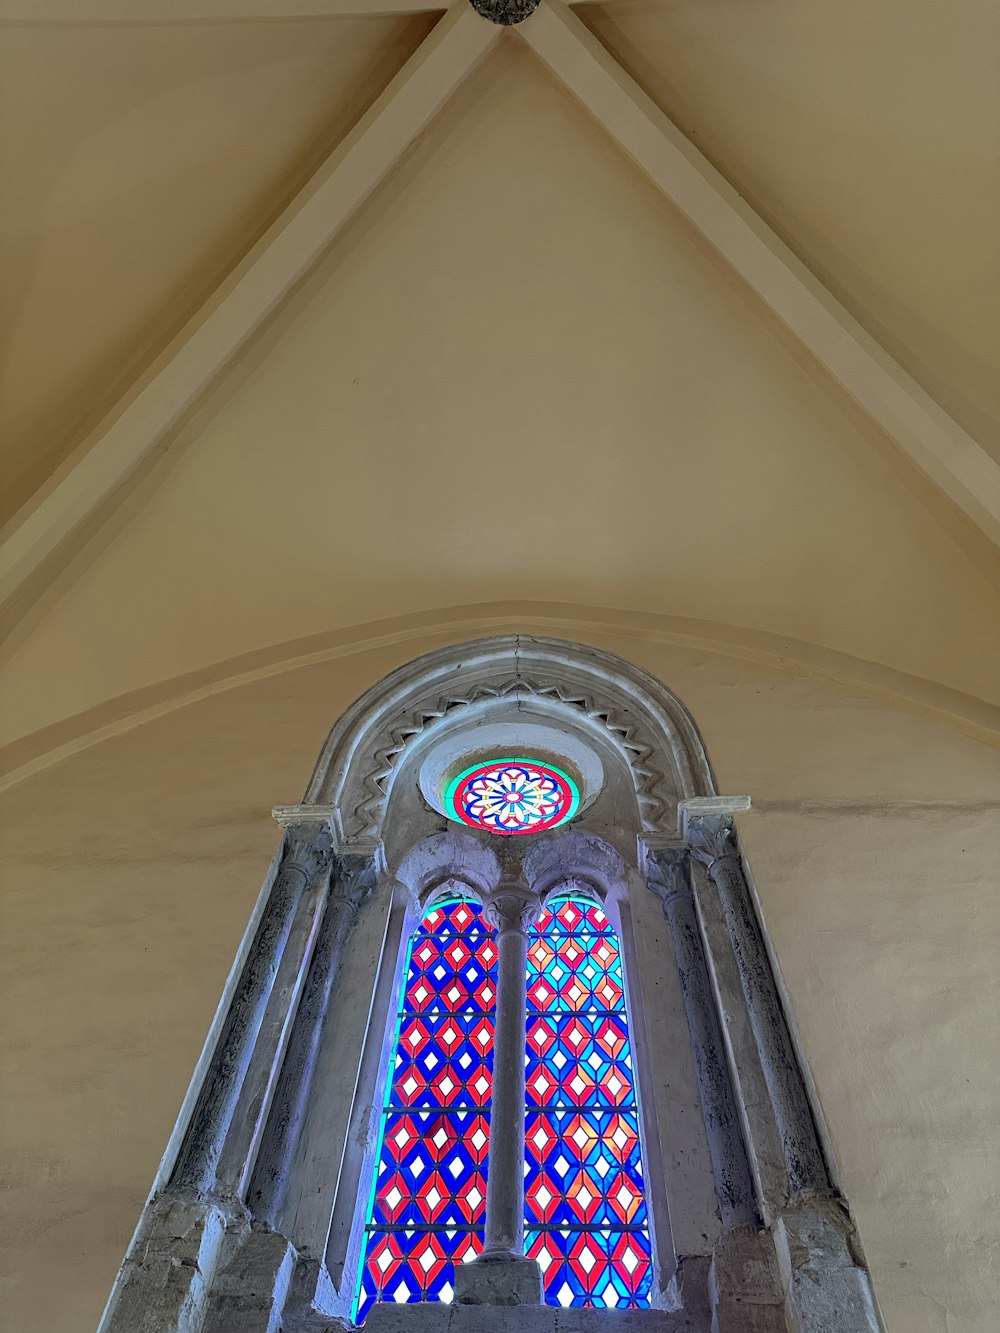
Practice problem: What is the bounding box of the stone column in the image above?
[649,846,787,1333]
[683,810,828,1198]
[683,806,881,1333]
[102,813,335,1333]
[171,815,335,1196]
[248,853,377,1229]
[647,848,757,1231]
[454,885,543,1306]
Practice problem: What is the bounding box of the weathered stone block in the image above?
[775,1204,881,1333]
[452,1254,543,1306]
[362,1300,710,1332]
[364,1304,452,1333]
[554,1310,701,1332]
[203,1228,296,1333]
[710,1228,786,1333]
[101,1195,231,1333]
[665,1255,712,1320]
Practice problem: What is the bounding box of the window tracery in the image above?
[444,758,580,835]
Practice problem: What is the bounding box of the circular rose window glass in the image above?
[444,757,580,836]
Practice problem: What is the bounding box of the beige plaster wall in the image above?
[1,628,997,1333]
[3,42,999,756]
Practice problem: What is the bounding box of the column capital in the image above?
[272,811,336,885]
[483,886,541,936]
[686,817,736,868]
[330,853,378,910]
[646,845,692,909]
[679,797,749,867]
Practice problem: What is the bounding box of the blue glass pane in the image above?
[525,1109,647,1228]
[356,1228,483,1325]
[354,900,495,1324]
[525,1013,636,1108]
[524,898,653,1308]
[526,1228,653,1309]
[392,1014,494,1108]
[370,1109,490,1227]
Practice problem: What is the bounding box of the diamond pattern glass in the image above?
[524,898,653,1308]
[354,900,496,1324]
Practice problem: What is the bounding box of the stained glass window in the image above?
[354,900,497,1324]
[354,895,651,1322]
[444,758,580,835]
[524,898,653,1308]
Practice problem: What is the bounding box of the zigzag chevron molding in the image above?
[350,674,668,840]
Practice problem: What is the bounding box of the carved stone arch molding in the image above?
[101,634,883,1333]
[305,635,718,845]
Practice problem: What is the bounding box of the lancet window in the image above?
[353,887,652,1322]
[525,897,653,1308]
[355,899,496,1321]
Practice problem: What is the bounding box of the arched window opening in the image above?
[101,638,880,1333]
[354,899,498,1323]
[525,897,653,1308]
[354,889,653,1322]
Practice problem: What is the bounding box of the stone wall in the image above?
[1,630,997,1332]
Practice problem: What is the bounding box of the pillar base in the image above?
[202,1227,297,1333]
[775,1201,881,1333]
[709,1227,786,1333]
[100,1191,237,1333]
[453,1252,543,1306]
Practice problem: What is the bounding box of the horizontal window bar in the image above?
[396,1010,497,1018]
[364,1224,649,1236]
[525,1225,651,1234]
[382,1102,636,1114]
[395,1008,626,1019]
[365,1224,482,1234]
[525,1103,637,1110]
[412,932,495,941]
[384,1104,493,1113]
[526,1009,626,1016]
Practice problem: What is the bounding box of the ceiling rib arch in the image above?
[2,0,998,643]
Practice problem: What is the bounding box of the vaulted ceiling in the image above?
[0,7,437,517]
[1,0,998,769]
[581,0,1000,454]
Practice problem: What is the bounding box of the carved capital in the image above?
[467,0,540,25]
[646,848,692,909]
[484,887,541,936]
[330,854,378,911]
[281,823,335,884]
[685,815,738,870]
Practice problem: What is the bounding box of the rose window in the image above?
[444,758,580,835]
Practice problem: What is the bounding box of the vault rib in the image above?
[4,0,998,638]
[521,0,1000,548]
[0,4,500,626]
